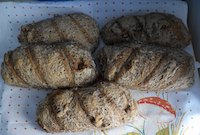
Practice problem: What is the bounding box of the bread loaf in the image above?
[37,82,137,133]
[1,42,97,88]
[98,44,194,91]
[18,13,99,52]
[101,13,191,48]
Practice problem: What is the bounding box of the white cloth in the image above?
[0,1,200,135]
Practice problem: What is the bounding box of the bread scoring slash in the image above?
[98,44,194,91]
[18,13,99,52]
[1,42,97,89]
[101,13,191,48]
[37,82,137,133]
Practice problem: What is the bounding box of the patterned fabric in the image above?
[0,0,200,135]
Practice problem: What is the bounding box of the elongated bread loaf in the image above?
[101,13,191,48]
[18,13,99,52]
[37,82,137,133]
[98,44,194,91]
[1,42,97,88]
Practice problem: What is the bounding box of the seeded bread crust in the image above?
[37,82,137,133]
[1,42,97,88]
[98,44,194,91]
[101,13,191,48]
[18,13,99,52]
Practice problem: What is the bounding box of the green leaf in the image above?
[156,127,169,135]
[126,132,140,135]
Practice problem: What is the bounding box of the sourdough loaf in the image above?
[98,44,194,91]
[37,82,137,132]
[101,13,191,48]
[18,13,99,52]
[1,42,97,88]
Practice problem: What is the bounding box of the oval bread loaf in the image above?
[98,44,194,91]
[1,42,97,88]
[18,13,99,52]
[37,82,137,133]
[101,13,191,48]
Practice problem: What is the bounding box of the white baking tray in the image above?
[0,0,200,135]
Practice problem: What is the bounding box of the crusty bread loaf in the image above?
[18,13,99,52]
[98,43,194,91]
[1,42,97,88]
[37,82,137,133]
[101,13,191,48]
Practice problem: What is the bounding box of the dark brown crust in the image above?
[73,91,95,127]
[1,43,97,88]
[18,13,99,52]
[98,45,194,91]
[50,18,65,41]
[48,91,65,131]
[112,48,133,79]
[98,88,126,122]
[63,47,75,86]
[138,54,166,88]
[68,14,93,45]
[101,13,191,48]
[4,52,28,85]
[29,47,49,86]
[25,47,48,86]
[37,82,137,132]
[164,13,191,47]
[115,48,136,81]
[115,20,132,42]
[58,48,74,87]
[139,52,191,90]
